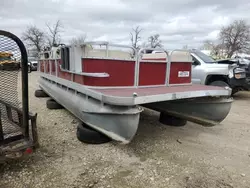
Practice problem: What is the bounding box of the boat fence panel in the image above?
[50,60,56,75]
[168,50,192,86]
[139,47,169,86]
[45,60,50,73]
[39,60,45,72]
[169,62,192,85]
[82,58,135,86]
[141,48,193,86]
[138,61,167,86]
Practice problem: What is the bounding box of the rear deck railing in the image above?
[138,47,170,87]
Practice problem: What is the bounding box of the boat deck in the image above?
[93,84,231,105]
[94,84,227,97]
[40,74,231,106]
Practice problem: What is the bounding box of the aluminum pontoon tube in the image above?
[39,78,143,144]
[143,97,233,126]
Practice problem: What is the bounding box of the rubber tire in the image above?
[208,80,229,87]
[35,89,49,98]
[76,123,111,144]
[159,113,187,127]
[46,99,64,110]
[231,89,238,96]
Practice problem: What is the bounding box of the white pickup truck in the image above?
[190,49,250,95]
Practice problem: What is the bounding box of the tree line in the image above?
[23,19,250,58]
[23,19,163,57]
[22,19,86,57]
[201,19,250,58]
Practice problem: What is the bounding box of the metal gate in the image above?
[0,30,38,161]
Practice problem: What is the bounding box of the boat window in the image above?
[61,47,70,70]
[56,49,60,56]
[44,52,49,59]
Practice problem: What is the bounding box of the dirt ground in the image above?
[1,72,250,188]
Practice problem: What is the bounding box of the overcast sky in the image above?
[1,0,250,49]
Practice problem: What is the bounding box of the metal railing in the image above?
[38,41,193,88]
[137,47,170,86]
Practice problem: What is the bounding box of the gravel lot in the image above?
[1,72,250,188]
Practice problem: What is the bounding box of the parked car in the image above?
[28,57,38,71]
[28,62,31,73]
[190,49,250,95]
[27,61,38,72]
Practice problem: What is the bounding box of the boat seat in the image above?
[170,51,192,62]
[83,46,132,59]
[142,53,167,61]
[142,51,192,62]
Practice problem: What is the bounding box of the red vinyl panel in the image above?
[39,60,44,72]
[43,60,49,73]
[47,60,50,73]
[51,60,56,75]
[43,60,47,73]
[57,59,71,81]
[139,62,166,86]
[74,75,84,85]
[60,72,72,81]
[57,59,61,76]
[82,58,135,86]
[169,62,192,84]
[42,60,47,73]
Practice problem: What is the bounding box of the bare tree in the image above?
[70,34,87,45]
[22,25,45,56]
[219,19,250,58]
[202,40,215,50]
[148,34,163,48]
[201,40,227,59]
[130,26,143,56]
[46,20,63,47]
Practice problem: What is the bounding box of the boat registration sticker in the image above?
[178,71,190,77]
